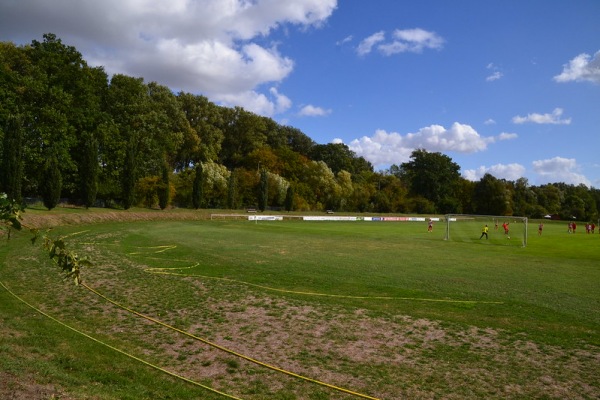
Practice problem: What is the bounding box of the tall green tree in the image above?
[304,160,340,211]
[589,188,600,221]
[561,184,596,221]
[310,142,372,175]
[104,80,185,207]
[227,169,237,210]
[263,117,288,150]
[104,74,150,207]
[310,143,352,174]
[400,149,461,212]
[158,157,170,210]
[200,162,229,208]
[40,154,62,210]
[26,34,91,196]
[235,168,259,208]
[121,141,136,210]
[70,65,109,203]
[533,184,562,215]
[79,132,98,208]
[1,114,24,203]
[562,193,586,220]
[350,181,375,213]
[176,92,224,168]
[281,125,315,157]
[511,177,537,217]
[192,163,203,209]
[220,107,267,169]
[24,34,75,195]
[372,172,407,213]
[284,185,294,212]
[574,184,597,221]
[275,146,310,183]
[146,82,185,170]
[456,178,475,214]
[258,169,268,212]
[0,42,32,118]
[473,173,510,215]
[0,42,35,201]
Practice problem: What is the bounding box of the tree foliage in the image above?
[0,34,598,220]
[258,169,268,212]
[121,141,137,210]
[1,191,89,283]
[158,158,170,210]
[79,132,98,208]
[43,235,92,285]
[40,155,62,210]
[285,185,295,212]
[192,164,203,209]
[473,173,510,215]
[1,114,24,203]
[399,149,461,211]
[227,169,237,210]
[0,192,25,237]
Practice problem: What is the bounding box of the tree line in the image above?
[1,34,599,221]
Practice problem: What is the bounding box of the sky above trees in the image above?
[1,0,599,187]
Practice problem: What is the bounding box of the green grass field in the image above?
[1,212,599,399]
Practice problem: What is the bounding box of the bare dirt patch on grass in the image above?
[0,371,76,400]
[71,252,599,399]
[181,290,598,399]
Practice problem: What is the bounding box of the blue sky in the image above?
[1,0,599,187]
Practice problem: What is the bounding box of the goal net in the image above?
[444,214,528,247]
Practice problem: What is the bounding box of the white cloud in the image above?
[486,71,503,82]
[532,157,591,186]
[270,87,292,113]
[485,63,503,82]
[484,119,496,125]
[336,35,353,46]
[357,31,385,56]
[298,104,332,117]
[212,86,291,116]
[497,132,518,141]
[512,108,571,125]
[461,168,482,182]
[357,28,444,56]
[439,156,591,186]
[553,50,600,84]
[462,163,526,182]
[345,122,513,167]
[0,0,338,116]
[217,90,279,116]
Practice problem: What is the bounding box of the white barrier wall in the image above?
[248,215,284,221]
[302,216,358,221]
[211,213,442,222]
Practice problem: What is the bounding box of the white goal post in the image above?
[444,214,528,247]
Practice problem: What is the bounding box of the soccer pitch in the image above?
[1,216,598,399]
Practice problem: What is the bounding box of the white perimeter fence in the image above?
[210,214,443,222]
